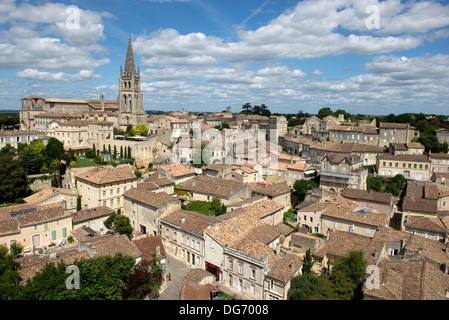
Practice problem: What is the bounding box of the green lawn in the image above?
[75,156,101,168]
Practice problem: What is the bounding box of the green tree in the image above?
[0,244,22,299]
[366,175,384,192]
[133,124,149,136]
[288,273,321,300]
[210,197,222,216]
[293,179,310,203]
[0,154,28,203]
[317,107,334,119]
[76,195,82,211]
[241,102,252,113]
[19,254,136,300]
[324,250,367,300]
[302,248,316,275]
[18,145,42,174]
[128,146,132,159]
[120,146,124,159]
[104,213,133,238]
[45,137,65,161]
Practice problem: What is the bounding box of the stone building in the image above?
[319,153,368,193]
[378,122,420,148]
[20,36,148,131]
[376,154,431,181]
[123,187,181,236]
[74,165,138,211]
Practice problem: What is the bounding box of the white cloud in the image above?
[0,1,111,72]
[15,69,102,82]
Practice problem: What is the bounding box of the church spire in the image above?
[124,34,136,76]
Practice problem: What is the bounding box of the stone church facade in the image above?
[20,36,147,132]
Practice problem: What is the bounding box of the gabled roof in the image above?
[75,166,137,185]
[250,182,291,197]
[72,206,115,224]
[181,175,248,198]
[123,187,179,209]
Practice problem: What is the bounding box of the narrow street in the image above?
[157,252,192,300]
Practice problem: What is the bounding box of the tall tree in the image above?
[0,154,28,203]
[45,137,64,161]
[18,145,42,174]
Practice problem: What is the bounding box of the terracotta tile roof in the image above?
[321,201,389,227]
[266,253,303,283]
[0,219,19,236]
[205,214,281,268]
[287,162,314,171]
[75,166,137,185]
[377,153,430,162]
[181,175,248,198]
[372,227,411,243]
[328,125,379,134]
[23,187,76,204]
[124,188,179,208]
[313,230,384,266]
[180,269,219,300]
[340,188,392,204]
[2,204,70,228]
[159,163,195,177]
[250,182,291,197]
[220,198,284,220]
[133,236,166,262]
[430,153,449,159]
[405,142,425,149]
[162,210,222,236]
[403,234,449,266]
[379,122,415,129]
[404,215,448,234]
[72,206,115,224]
[226,196,266,209]
[402,184,439,214]
[324,153,361,165]
[153,178,175,186]
[365,259,449,300]
[16,249,90,284]
[81,233,142,259]
[136,182,159,191]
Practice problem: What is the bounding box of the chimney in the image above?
[374,249,378,260]
[275,243,280,255]
[181,216,185,224]
[290,260,294,270]
[156,245,160,257]
[418,247,423,255]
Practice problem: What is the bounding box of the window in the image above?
[44,222,48,230]
[211,239,215,249]
[239,264,243,274]
[62,228,67,238]
[51,230,56,240]
[229,260,233,270]
[251,269,256,279]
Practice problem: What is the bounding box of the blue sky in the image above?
[1,0,449,115]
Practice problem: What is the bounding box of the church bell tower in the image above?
[118,35,145,126]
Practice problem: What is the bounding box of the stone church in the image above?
[20,36,148,132]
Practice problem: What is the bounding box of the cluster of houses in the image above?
[1,106,449,300]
